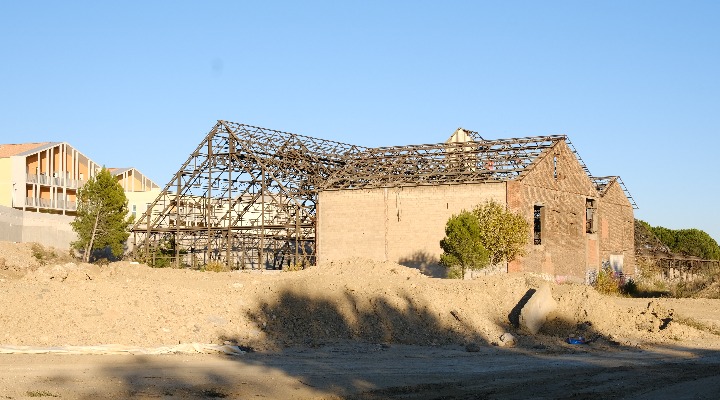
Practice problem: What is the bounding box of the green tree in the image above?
[675,229,720,260]
[472,200,530,265]
[71,167,133,262]
[440,211,490,279]
[650,225,720,260]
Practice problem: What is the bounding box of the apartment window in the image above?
[586,199,597,234]
[533,205,544,245]
[132,204,137,219]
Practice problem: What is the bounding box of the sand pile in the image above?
[0,243,717,352]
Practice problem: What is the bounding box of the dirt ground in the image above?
[1,242,720,399]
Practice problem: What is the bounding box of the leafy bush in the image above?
[150,253,173,268]
[593,263,638,296]
[593,267,622,295]
[439,201,530,279]
[472,200,529,265]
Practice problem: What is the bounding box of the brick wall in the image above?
[317,183,506,270]
[597,180,636,273]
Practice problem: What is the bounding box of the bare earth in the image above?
[1,242,720,399]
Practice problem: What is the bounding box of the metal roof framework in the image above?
[591,176,639,209]
[131,121,366,269]
[131,121,635,269]
[322,134,568,190]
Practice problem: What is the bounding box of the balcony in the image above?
[25,197,77,212]
[26,173,86,189]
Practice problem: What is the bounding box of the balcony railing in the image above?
[26,173,86,189]
[25,197,77,211]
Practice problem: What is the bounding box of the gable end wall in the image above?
[509,141,635,278]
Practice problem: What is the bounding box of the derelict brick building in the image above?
[132,121,635,280]
[317,129,636,280]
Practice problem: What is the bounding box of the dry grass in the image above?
[675,316,720,336]
[632,257,720,299]
[30,243,71,266]
[203,261,231,273]
[283,261,305,272]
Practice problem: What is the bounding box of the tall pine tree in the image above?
[71,167,132,262]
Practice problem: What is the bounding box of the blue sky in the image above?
[1,1,718,242]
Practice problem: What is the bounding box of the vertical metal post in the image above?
[260,165,265,269]
[145,202,151,263]
[207,137,213,265]
[295,206,300,266]
[226,145,232,269]
[175,171,181,268]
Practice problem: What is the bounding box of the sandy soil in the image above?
[1,242,720,399]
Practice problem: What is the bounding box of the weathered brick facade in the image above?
[507,141,635,279]
[317,183,506,268]
[317,140,635,280]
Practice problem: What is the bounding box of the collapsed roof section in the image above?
[320,128,636,209]
[591,176,639,209]
[321,131,570,190]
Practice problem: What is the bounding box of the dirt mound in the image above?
[0,242,74,280]
[1,243,719,352]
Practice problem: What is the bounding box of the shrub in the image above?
[204,261,230,272]
[472,200,529,265]
[31,243,51,266]
[30,243,68,266]
[151,253,173,268]
[93,258,110,266]
[594,267,622,295]
[592,264,639,296]
[621,278,638,296]
[283,261,305,272]
[143,235,184,268]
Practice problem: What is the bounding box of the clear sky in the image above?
[1,1,718,242]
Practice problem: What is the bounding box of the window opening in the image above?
[534,205,543,245]
[585,198,597,234]
[553,156,558,180]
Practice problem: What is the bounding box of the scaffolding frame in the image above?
[131,121,366,269]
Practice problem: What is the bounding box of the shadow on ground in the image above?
[398,250,446,278]
[244,289,488,348]
[30,288,720,399]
